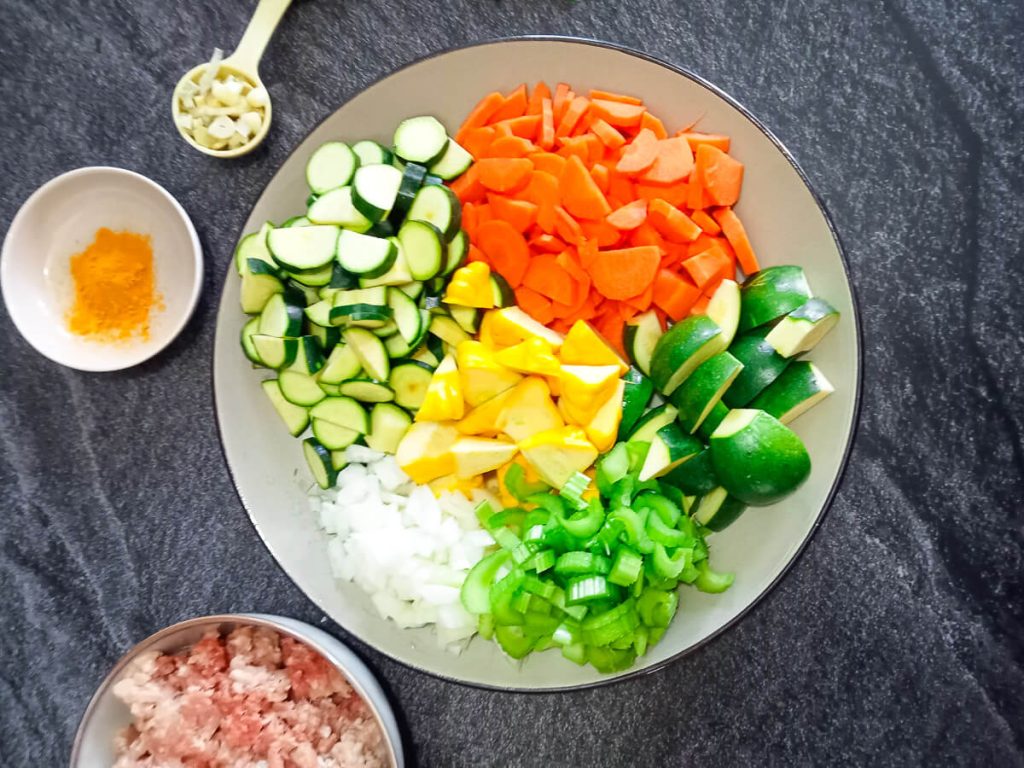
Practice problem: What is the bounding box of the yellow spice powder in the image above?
[67,228,163,340]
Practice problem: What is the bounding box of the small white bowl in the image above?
[1,167,202,371]
[70,613,404,767]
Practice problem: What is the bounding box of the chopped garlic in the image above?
[175,114,192,130]
[212,78,244,106]
[239,111,262,134]
[246,86,269,108]
[207,115,236,140]
[196,48,223,95]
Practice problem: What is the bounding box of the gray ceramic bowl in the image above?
[71,614,404,767]
[213,37,861,690]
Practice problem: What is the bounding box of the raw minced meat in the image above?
[111,625,388,768]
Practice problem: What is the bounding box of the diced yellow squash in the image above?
[493,337,562,377]
[428,473,485,497]
[415,353,465,421]
[557,394,593,427]
[479,307,566,350]
[455,340,522,407]
[455,387,517,436]
[518,425,599,488]
[584,379,625,452]
[559,320,629,375]
[496,377,564,442]
[559,364,621,413]
[396,421,459,484]
[451,436,519,478]
[444,262,494,308]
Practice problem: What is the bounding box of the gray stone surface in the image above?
[1,0,1022,765]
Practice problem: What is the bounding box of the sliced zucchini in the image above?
[359,238,413,287]
[398,219,444,281]
[279,370,328,406]
[287,262,334,288]
[371,318,399,338]
[623,310,663,376]
[338,379,395,403]
[287,336,326,375]
[396,281,424,300]
[330,450,349,471]
[428,314,471,348]
[738,266,813,333]
[289,279,320,306]
[283,215,311,228]
[449,305,481,335]
[389,163,428,225]
[618,367,655,440]
[638,423,704,481]
[306,186,373,232]
[303,438,338,490]
[240,317,264,366]
[706,279,740,347]
[261,379,309,436]
[669,351,745,434]
[312,418,361,450]
[410,343,440,368]
[306,141,359,195]
[331,304,393,329]
[384,331,418,359]
[304,300,333,328]
[428,138,473,180]
[697,401,730,442]
[627,404,679,444]
[489,273,516,308]
[234,222,276,274]
[406,184,461,242]
[387,287,423,343]
[764,298,839,358]
[692,487,747,532]
[662,448,718,496]
[329,262,360,290]
[389,360,435,410]
[369,220,395,238]
[240,269,284,314]
[318,343,363,384]
[306,321,341,354]
[443,229,470,276]
[393,115,449,165]
[319,381,344,396]
[259,293,304,337]
[365,403,413,454]
[749,361,834,425]
[352,139,393,167]
[268,225,340,272]
[342,327,390,381]
[649,315,726,396]
[337,229,398,278]
[252,335,298,369]
[352,163,403,222]
[310,396,369,434]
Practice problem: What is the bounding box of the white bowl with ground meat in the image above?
[71,614,403,768]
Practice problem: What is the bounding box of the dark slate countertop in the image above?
[2,1,1022,765]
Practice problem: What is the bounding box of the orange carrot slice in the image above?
[560,155,612,220]
[489,84,528,123]
[477,219,530,287]
[647,199,702,243]
[639,111,667,139]
[616,128,659,175]
[527,82,552,116]
[591,99,646,128]
[486,135,539,158]
[588,88,643,106]
[590,119,626,150]
[640,137,694,184]
[695,144,744,206]
[476,158,533,193]
[487,195,538,233]
[690,209,722,235]
[677,132,731,152]
[458,91,505,134]
[606,199,648,231]
[713,207,760,274]
[590,246,661,300]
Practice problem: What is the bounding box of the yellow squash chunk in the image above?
[493,337,562,377]
[429,473,485,496]
[584,379,625,453]
[479,307,566,350]
[416,353,465,422]
[451,436,519,478]
[559,320,629,375]
[518,425,599,489]
[396,421,459,484]
[455,340,522,407]
[496,377,564,442]
[456,387,517,436]
[559,364,622,415]
[444,262,494,308]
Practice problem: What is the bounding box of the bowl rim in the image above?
[69,613,402,768]
[212,34,864,692]
[0,165,203,372]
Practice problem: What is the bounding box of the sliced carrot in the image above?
[556,135,591,163]
[690,209,722,235]
[539,97,556,150]
[450,164,486,203]
[652,269,700,321]
[460,126,497,159]
[467,244,488,264]
[578,238,600,270]
[590,119,626,150]
[475,203,493,227]
[580,219,622,248]
[630,221,668,252]
[527,82,552,116]
[476,158,533,193]
[583,134,604,166]
[661,242,689,268]
[606,199,648,231]
[462,203,478,239]
[489,84,528,123]
[492,115,542,140]
[518,171,560,233]
[492,122,514,138]
[677,132,731,152]
[529,233,567,253]
[682,244,732,288]
[560,155,612,220]
[570,111,594,137]
[477,219,530,287]
[590,163,610,194]
[713,207,760,274]
[689,294,710,316]
[591,99,646,128]
[695,144,744,206]
[594,310,628,357]
[616,128,659,175]
[458,91,505,134]
[515,285,555,324]
[608,171,635,205]
[555,96,591,138]
[523,254,574,305]
[553,84,573,123]
[685,159,712,210]
[590,246,661,300]
[528,152,566,177]
[647,199,702,243]
[634,181,688,208]
[554,205,584,245]
[625,281,654,312]
[487,195,538,234]
[486,135,539,158]
[639,111,668,140]
[588,88,643,106]
[688,233,731,259]
[640,137,694,184]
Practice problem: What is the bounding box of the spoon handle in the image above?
[228,0,293,75]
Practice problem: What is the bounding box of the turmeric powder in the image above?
[67,228,163,340]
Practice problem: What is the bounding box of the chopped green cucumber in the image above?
[261,379,310,436]
[268,225,340,272]
[359,239,413,287]
[738,266,812,333]
[697,401,730,441]
[287,336,326,375]
[706,279,740,347]
[764,298,839,357]
[618,367,654,439]
[352,163,403,222]
[649,314,726,396]
[393,115,449,165]
[398,219,444,280]
[662,448,718,496]
[310,396,369,434]
[428,137,473,180]
[722,330,791,408]
[669,351,744,433]
[240,269,284,314]
[352,139,393,167]
[388,287,423,343]
[443,230,470,275]
[286,262,334,287]
[303,438,338,489]
[365,403,413,453]
[304,300,333,328]
[234,222,275,274]
[338,379,395,403]
[489,273,515,308]
[428,315,471,347]
[258,292,304,337]
[749,361,834,425]
[692,487,747,532]
[279,370,328,406]
[318,343,363,384]
[449,305,481,335]
[306,141,359,195]
[627,403,678,443]
[312,418,361,450]
[252,335,298,369]
[638,423,704,481]
[623,310,663,376]
[406,184,461,241]
[306,186,372,232]
[389,163,427,225]
[342,328,390,381]
[337,229,398,278]
[389,360,434,410]
[240,317,263,366]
